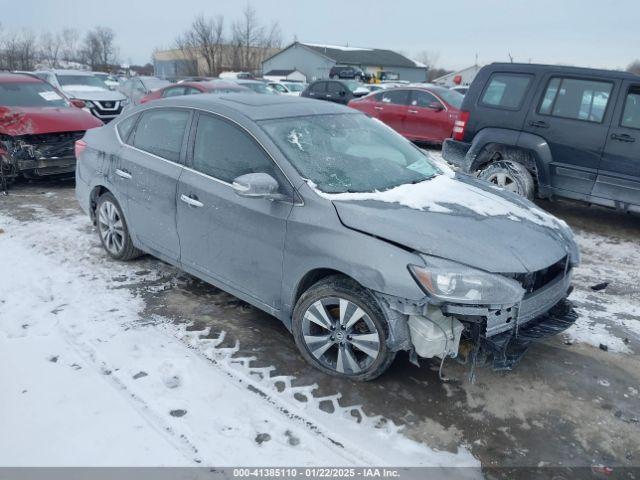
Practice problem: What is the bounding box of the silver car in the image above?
[76,94,580,381]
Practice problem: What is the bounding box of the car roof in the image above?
[152,93,355,121]
[489,62,639,80]
[0,72,43,84]
[45,69,94,76]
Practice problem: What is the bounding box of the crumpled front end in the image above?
[0,131,84,185]
[374,255,578,380]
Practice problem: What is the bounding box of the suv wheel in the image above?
[96,192,141,261]
[292,275,396,381]
[478,160,535,200]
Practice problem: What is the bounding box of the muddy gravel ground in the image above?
[1,175,639,478]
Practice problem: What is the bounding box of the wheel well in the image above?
[474,143,539,188]
[89,185,110,221]
[293,268,350,306]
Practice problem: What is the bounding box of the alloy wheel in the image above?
[301,297,382,375]
[98,200,125,256]
[486,171,519,192]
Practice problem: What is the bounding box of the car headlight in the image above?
[83,100,95,108]
[409,257,525,305]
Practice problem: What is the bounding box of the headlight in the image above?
[409,257,525,305]
[83,100,95,108]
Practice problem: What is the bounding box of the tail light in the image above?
[75,139,87,159]
[452,110,470,141]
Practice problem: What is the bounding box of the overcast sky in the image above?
[3,0,639,70]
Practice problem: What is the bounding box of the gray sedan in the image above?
[76,94,580,381]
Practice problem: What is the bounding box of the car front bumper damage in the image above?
[374,269,578,378]
[0,132,84,187]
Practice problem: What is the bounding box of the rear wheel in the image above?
[292,275,396,381]
[478,160,535,200]
[96,192,141,261]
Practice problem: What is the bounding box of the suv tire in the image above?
[292,275,396,381]
[96,192,142,261]
[478,160,535,200]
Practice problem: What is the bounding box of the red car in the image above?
[0,73,103,184]
[348,86,463,144]
[139,80,252,104]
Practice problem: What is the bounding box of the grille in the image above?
[511,256,569,294]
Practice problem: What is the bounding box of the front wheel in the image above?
[96,192,141,261]
[292,275,396,381]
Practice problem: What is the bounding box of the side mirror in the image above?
[427,101,444,112]
[232,173,285,200]
[70,99,86,108]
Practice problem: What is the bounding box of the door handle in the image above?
[611,133,635,143]
[529,120,549,128]
[180,194,203,208]
[115,168,132,179]
[408,109,419,114]
[374,106,384,111]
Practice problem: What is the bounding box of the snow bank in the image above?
[0,211,479,469]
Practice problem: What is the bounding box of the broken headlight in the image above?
[409,257,525,305]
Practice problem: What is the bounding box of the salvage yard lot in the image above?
[1,155,639,472]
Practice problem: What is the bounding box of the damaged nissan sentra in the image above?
[0,73,103,189]
[76,93,580,381]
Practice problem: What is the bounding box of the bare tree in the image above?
[191,14,225,76]
[81,27,118,70]
[39,31,62,68]
[415,50,441,71]
[1,29,38,70]
[627,60,640,76]
[232,4,264,71]
[173,33,200,76]
[60,28,79,63]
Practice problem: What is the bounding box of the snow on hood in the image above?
[312,174,567,231]
[0,106,102,136]
[309,174,578,273]
[61,86,126,101]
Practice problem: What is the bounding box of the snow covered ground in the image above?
[0,210,478,469]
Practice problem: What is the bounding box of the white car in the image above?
[92,72,120,91]
[267,81,306,96]
[32,69,127,122]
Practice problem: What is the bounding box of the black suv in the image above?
[301,79,367,105]
[443,63,640,212]
[329,65,365,80]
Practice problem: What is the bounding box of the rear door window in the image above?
[116,114,139,143]
[132,109,190,162]
[381,90,410,106]
[620,86,640,129]
[539,77,612,123]
[310,82,326,94]
[480,73,532,110]
[327,82,345,95]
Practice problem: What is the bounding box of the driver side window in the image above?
[192,114,279,184]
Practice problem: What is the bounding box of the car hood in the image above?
[61,86,126,101]
[326,174,576,274]
[0,106,103,136]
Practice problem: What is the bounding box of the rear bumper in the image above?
[442,139,473,172]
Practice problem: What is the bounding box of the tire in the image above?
[95,192,141,261]
[477,160,535,200]
[292,275,396,381]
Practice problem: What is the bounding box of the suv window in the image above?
[117,114,139,143]
[481,73,532,109]
[327,82,345,95]
[132,109,189,162]
[192,114,278,183]
[539,77,612,123]
[310,82,326,94]
[621,86,640,129]
[381,90,410,105]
